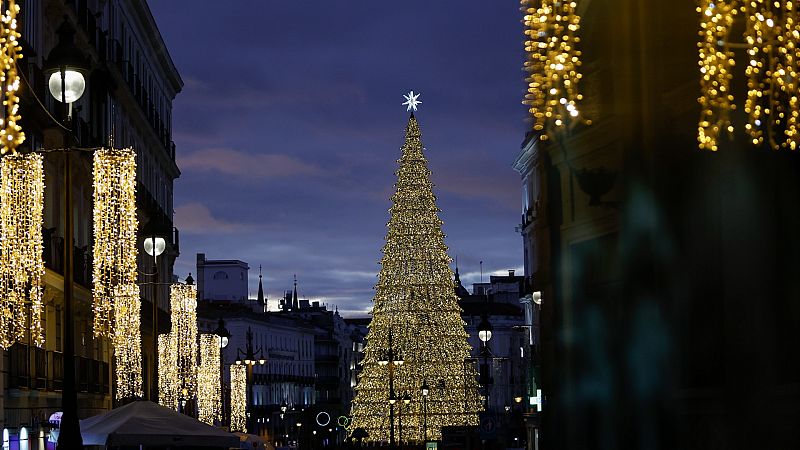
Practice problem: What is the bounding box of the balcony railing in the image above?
[9,344,108,394]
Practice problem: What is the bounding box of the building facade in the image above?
[194,257,361,447]
[196,253,250,303]
[1,0,181,443]
[459,272,529,448]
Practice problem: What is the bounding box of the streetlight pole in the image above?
[213,318,231,426]
[399,392,410,448]
[378,331,403,448]
[421,381,429,443]
[43,17,88,449]
[143,235,165,401]
[235,326,266,433]
[478,314,493,412]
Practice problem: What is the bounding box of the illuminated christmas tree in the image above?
[350,93,481,443]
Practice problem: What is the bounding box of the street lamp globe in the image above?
[143,236,166,258]
[280,402,287,413]
[403,392,411,405]
[478,314,493,343]
[421,381,429,397]
[48,70,85,103]
[44,18,89,105]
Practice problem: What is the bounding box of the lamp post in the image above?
[43,16,88,449]
[213,318,231,426]
[296,422,302,450]
[235,326,266,434]
[143,235,166,401]
[421,381,429,443]
[378,331,403,448]
[398,392,411,448]
[477,314,493,412]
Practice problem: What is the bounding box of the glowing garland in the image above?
[350,115,481,442]
[92,148,138,338]
[170,283,198,397]
[230,364,247,433]
[698,1,799,150]
[522,0,586,141]
[113,284,142,399]
[0,0,25,155]
[698,0,738,151]
[0,153,44,349]
[158,333,179,410]
[197,333,221,425]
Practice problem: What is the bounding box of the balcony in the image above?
[8,345,108,395]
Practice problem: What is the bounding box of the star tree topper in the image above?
[402,91,422,112]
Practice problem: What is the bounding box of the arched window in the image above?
[212,270,228,280]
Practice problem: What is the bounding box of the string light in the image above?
[350,115,482,442]
[197,333,221,425]
[743,0,798,150]
[170,283,198,398]
[113,284,142,399]
[158,333,179,410]
[697,1,799,150]
[0,0,25,155]
[521,0,587,141]
[92,148,138,338]
[230,364,247,433]
[0,153,44,349]
[697,0,737,151]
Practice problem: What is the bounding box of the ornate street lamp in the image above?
[477,314,493,411]
[43,16,89,449]
[213,318,231,425]
[143,233,167,402]
[378,331,403,448]
[399,392,411,447]
[235,327,266,433]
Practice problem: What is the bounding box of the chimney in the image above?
[508,269,515,277]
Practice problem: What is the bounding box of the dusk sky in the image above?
[149,1,528,317]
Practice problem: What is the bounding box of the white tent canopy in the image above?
[80,400,239,448]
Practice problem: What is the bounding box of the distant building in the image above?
[197,300,316,445]
[277,283,358,447]
[194,258,360,447]
[196,253,249,303]
[458,269,529,448]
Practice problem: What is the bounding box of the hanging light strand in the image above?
[230,364,247,433]
[92,148,138,338]
[113,284,142,399]
[158,332,179,410]
[697,0,738,151]
[522,0,586,141]
[698,1,799,150]
[0,153,45,349]
[0,0,25,155]
[170,283,198,397]
[743,0,799,149]
[197,333,221,425]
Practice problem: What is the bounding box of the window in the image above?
[212,271,228,280]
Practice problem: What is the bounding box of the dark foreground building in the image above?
[514,1,800,450]
[1,0,181,444]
